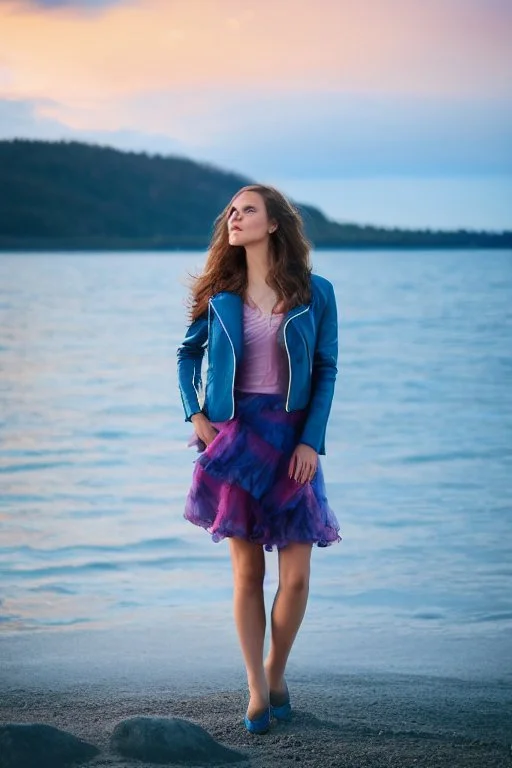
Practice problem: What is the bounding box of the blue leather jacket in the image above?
[177,273,338,455]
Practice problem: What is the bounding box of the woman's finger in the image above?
[300,460,311,484]
[293,455,303,482]
[288,452,298,479]
[196,423,217,446]
[304,460,317,484]
[205,427,219,446]
[298,458,310,484]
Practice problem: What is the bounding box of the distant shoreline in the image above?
[1,238,511,252]
[1,139,511,252]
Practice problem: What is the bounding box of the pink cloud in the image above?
[0,0,510,138]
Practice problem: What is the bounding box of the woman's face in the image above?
[227,190,276,247]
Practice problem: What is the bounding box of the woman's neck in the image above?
[244,243,271,290]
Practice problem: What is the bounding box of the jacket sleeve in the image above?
[299,283,338,454]
[176,313,208,422]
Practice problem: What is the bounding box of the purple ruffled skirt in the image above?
[184,391,341,551]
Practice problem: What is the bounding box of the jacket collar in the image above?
[210,291,309,321]
[209,292,309,359]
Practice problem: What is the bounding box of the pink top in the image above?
[235,300,288,395]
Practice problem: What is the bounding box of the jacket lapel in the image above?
[285,304,309,321]
[211,292,310,358]
[210,292,244,360]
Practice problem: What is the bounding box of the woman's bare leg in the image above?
[228,537,268,718]
[264,542,312,696]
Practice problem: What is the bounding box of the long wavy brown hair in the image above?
[187,185,313,322]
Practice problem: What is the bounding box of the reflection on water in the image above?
[0,250,511,648]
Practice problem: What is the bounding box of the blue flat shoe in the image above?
[243,707,271,735]
[270,699,292,721]
[270,684,292,721]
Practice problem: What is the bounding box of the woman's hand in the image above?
[191,413,219,447]
[289,443,318,484]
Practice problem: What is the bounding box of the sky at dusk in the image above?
[1,0,511,230]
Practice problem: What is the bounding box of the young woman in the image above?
[177,184,341,734]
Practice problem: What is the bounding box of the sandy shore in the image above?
[1,621,511,767]
[2,670,511,767]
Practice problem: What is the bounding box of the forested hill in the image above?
[0,139,510,250]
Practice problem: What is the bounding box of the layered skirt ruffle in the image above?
[184,391,341,551]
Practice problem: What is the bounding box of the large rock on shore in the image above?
[110,715,246,764]
[0,723,99,768]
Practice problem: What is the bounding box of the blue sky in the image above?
[0,0,511,231]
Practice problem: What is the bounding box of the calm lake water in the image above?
[1,250,511,678]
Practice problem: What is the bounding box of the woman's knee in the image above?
[234,568,265,592]
[280,572,310,594]
[229,538,265,590]
[278,543,312,594]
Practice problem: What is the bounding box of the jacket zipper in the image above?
[283,307,310,411]
[210,300,236,419]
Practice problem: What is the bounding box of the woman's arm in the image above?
[298,282,338,454]
[176,314,208,421]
